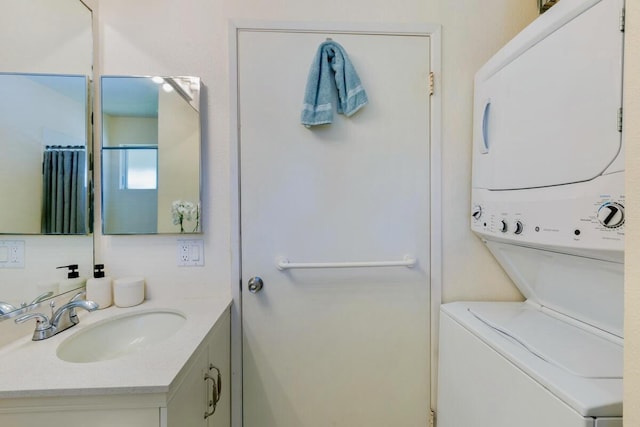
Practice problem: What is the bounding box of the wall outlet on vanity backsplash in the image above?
[177,239,204,267]
[0,240,25,269]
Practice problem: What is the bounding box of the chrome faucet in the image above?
[0,291,56,316]
[0,301,18,315]
[15,291,99,341]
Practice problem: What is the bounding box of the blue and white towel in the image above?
[301,40,368,127]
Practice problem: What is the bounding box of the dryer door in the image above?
[472,0,624,190]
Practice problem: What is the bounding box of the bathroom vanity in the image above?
[0,296,231,427]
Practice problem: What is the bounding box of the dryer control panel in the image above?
[471,172,624,261]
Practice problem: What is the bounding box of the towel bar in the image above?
[276,255,416,270]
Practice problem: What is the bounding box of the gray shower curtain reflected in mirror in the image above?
[41,145,87,234]
[0,72,90,235]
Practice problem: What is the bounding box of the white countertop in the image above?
[0,294,232,399]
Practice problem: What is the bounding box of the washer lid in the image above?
[442,301,623,418]
[469,306,622,379]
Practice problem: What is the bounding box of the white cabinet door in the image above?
[239,30,431,427]
[208,310,231,426]
[166,309,231,427]
[166,345,209,427]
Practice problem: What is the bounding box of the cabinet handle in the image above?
[204,364,222,419]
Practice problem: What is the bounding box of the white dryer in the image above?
[437,0,625,426]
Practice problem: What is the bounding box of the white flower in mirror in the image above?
[171,200,200,233]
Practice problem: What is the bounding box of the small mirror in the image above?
[101,76,202,234]
[0,73,90,235]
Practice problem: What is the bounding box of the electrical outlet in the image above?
[180,243,190,262]
[0,240,25,269]
[177,239,204,266]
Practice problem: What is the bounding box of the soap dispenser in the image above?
[57,264,87,293]
[86,264,113,309]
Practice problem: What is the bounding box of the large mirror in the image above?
[101,76,202,234]
[0,73,90,235]
[0,0,93,317]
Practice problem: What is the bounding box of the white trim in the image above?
[231,20,438,36]
[229,21,443,427]
[428,24,443,413]
[228,21,243,427]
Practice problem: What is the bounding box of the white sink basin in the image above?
[56,310,186,363]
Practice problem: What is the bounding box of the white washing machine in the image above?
[437,0,625,426]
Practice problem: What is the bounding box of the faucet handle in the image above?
[26,291,55,306]
[0,301,17,315]
[15,313,51,331]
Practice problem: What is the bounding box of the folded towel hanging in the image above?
[301,40,368,127]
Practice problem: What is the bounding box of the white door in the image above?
[239,29,431,427]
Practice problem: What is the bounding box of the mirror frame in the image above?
[100,75,203,235]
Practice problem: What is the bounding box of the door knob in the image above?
[248,277,264,293]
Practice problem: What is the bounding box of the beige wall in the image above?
[101,115,159,234]
[103,116,158,147]
[96,0,536,301]
[436,2,536,302]
[624,0,640,424]
[157,89,200,233]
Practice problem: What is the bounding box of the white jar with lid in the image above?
[113,277,145,307]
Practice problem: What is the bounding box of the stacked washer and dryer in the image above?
[437,0,625,426]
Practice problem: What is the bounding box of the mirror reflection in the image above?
[0,73,89,235]
[101,76,202,234]
[0,0,93,318]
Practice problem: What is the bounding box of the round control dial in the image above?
[471,205,483,221]
[597,202,625,228]
[499,220,508,233]
[514,221,524,235]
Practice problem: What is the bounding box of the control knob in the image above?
[597,202,625,228]
[499,220,508,233]
[471,205,482,221]
[514,220,524,235]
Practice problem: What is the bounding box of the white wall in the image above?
[0,0,92,75]
[624,0,640,423]
[96,0,536,302]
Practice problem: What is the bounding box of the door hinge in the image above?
[428,72,435,96]
[429,410,436,427]
[620,8,625,31]
[617,107,623,132]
